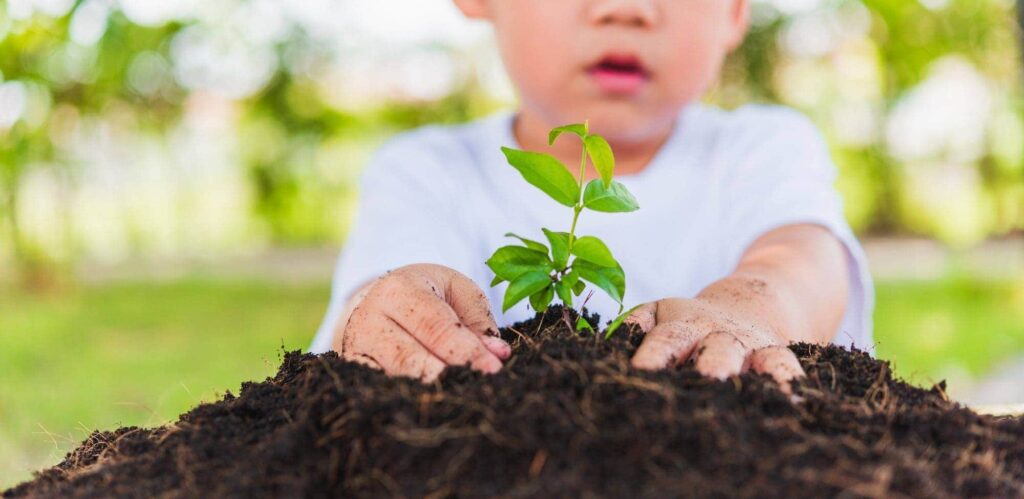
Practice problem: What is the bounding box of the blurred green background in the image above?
[1,0,1023,488]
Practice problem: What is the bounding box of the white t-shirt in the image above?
[310,104,874,354]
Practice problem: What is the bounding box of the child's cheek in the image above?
[658,32,729,103]
[493,14,577,100]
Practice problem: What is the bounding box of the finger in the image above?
[631,320,705,370]
[694,331,748,380]
[442,269,501,335]
[624,301,657,333]
[375,273,503,374]
[345,311,446,382]
[441,269,510,359]
[481,336,512,360]
[749,346,805,394]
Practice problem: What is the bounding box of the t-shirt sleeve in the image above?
[721,108,874,350]
[309,132,475,353]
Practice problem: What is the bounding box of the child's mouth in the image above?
[587,55,650,95]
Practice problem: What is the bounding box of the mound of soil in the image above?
[6,306,1024,498]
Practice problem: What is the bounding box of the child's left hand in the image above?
[626,224,851,393]
[627,296,805,393]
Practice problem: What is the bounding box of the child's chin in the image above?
[579,104,678,140]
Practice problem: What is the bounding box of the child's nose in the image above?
[587,0,658,28]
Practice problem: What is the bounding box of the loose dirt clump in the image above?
[6,306,1024,498]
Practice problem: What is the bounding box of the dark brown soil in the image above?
[6,306,1024,498]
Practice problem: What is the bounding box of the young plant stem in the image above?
[565,142,588,261]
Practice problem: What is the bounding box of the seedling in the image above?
[486,121,640,337]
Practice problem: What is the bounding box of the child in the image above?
[309,0,872,390]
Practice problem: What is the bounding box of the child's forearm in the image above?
[696,224,849,345]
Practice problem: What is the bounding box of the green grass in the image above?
[2,275,1023,489]
[0,279,331,489]
[874,276,1024,384]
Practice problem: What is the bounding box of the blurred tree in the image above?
[722,0,1023,239]
[0,5,185,285]
[0,0,1021,277]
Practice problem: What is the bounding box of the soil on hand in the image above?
[6,306,1024,498]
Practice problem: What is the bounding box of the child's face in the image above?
[456,0,749,142]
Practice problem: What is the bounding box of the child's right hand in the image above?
[332,263,512,381]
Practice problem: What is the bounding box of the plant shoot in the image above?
[486,122,640,333]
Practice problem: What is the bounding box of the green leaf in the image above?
[548,123,588,145]
[505,232,548,254]
[503,271,552,312]
[542,228,570,268]
[562,269,580,289]
[501,147,580,207]
[490,275,504,287]
[555,279,574,307]
[486,245,551,281]
[576,315,594,332]
[604,304,643,340]
[571,236,617,268]
[575,260,625,304]
[572,279,586,296]
[583,134,615,187]
[583,179,639,213]
[529,284,555,312]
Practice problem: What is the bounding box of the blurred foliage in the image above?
[717,0,1024,242]
[0,0,1021,280]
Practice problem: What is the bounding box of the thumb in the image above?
[420,265,511,360]
[448,271,511,360]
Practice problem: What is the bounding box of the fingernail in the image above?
[482,336,512,360]
[472,353,504,374]
[631,348,674,370]
[631,356,665,371]
[699,368,733,381]
[631,357,652,370]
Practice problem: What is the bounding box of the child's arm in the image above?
[331,264,512,381]
[629,223,849,391]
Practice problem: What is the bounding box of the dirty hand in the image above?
[332,263,512,381]
[627,297,805,392]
